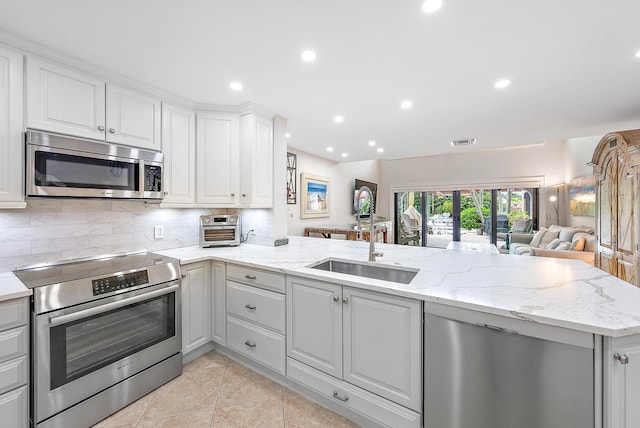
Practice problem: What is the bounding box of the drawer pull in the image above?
[244,304,257,310]
[615,353,630,364]
[245,340,256,348]
[332,391,349,402]
[245,274,257,280]
[333,296,340,302]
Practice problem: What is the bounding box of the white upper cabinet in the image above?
[196,112,240,205]
[161,103,196,206]
[26,57,161,150]
[26,57,106,141]
[239,112,273,208]
[0,45,25,208]
[105,84,161,150]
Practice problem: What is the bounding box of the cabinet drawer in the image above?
[226,264,285,293]
[0,299,28,332]
[288,358,421,428]
[0,385,28,428]
[0,356,27,396]
[227,282,285,333]
[227,315,285,374]
[0,326,27,364]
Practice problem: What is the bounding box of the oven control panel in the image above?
[92,270,149,296]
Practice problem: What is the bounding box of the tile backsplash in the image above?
[0,199,217,272]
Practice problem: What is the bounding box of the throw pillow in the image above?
[558,228,579,243]
[511,218,532,233]
[545,238,562,249]
[556,242,571,250]
[530,228,548,247]
[539,230,560,248]
[570,235,586,251]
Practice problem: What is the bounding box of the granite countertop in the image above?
[158,236,640,338]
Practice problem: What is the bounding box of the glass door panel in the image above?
[426,191,453,249]
[396,191,423,246]
[459,190,491,245]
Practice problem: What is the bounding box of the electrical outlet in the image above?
[154,225,164,239]
[250,224,256,235]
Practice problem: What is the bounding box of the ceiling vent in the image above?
[450,138,477,147]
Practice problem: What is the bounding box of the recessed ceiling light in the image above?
[301,50,317,62]
[341,153,348,158]
[401,100,413,109]
[334,116,344,123]
[377,148,384,153]
[422,0,443,13]
[635,50,640,58]
[494,79,511,89]
[229,81,243,91]
[285,133,291,138]
[326,147,334,152]
[368,140,376,146]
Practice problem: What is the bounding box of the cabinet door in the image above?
[106,84,161,150]
[161,103,195,205]
[286,276,342,378]
[251,114,274,207]
[343,287,422,412]
[196,112,239,205]
[605,337,640,428]
[0,46,25,208]
[26,57,105,140]
[0,385,28,428]
[211,261,226,345]
[181,262,211,355]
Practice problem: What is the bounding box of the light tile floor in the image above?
[93,351,360,428]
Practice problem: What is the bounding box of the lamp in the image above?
[549,195,559,220]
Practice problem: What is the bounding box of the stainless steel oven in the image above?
[14,252,182,428]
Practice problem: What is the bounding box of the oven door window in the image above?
[35,151,138,190]
[49,293,175,390]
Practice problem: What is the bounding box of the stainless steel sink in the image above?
[309,258,419,284]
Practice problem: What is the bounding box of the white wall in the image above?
[286,149,380,236]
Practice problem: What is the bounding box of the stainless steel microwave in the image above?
[26,130,164,200]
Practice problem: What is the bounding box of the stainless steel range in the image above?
[14,252,183,428]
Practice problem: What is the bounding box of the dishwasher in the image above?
[424,309,595,428]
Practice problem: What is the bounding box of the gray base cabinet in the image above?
[0,298,29,427]
[286,275,422,425]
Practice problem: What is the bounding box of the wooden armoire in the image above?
[591,129,640,286]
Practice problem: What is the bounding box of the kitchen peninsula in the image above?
[2,236,640,427]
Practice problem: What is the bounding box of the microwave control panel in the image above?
[92,270,149,296]
[144,165,162,192]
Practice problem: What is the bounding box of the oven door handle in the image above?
[49,284,180,327]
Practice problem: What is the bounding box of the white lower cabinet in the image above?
[604,334,640,428]
[286,275,422,425]
[225,264,285,374]
[0,298,29,427]
[181,262,211,355]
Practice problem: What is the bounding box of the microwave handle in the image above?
[49,283,179,327]
[139,159,145,195]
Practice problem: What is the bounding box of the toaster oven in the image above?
[200,214,241,247]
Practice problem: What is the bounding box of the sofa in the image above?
[509,225,595,265]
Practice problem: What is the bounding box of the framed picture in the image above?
[287,152,297,204]
[569,175,596,216]
[300,173,330,218]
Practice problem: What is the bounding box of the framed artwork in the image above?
[569,175,596,216]
[300,173,330,218]
[287,152,297,204]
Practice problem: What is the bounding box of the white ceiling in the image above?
[1,0,639,162]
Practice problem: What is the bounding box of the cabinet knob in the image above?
[245,340,256,348]
[231,193,235,197]
[163,191,168,196]
[98,125,105,131]
[109,128,116,134]
[333,296,340,302]
[332,391,349,402]
[181,274,186,279]
[342,297,349,304]
[242,193,247,197]
[614,353,630,364]
[244,304,256,310]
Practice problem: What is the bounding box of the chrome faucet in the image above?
[354,186,384,262]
